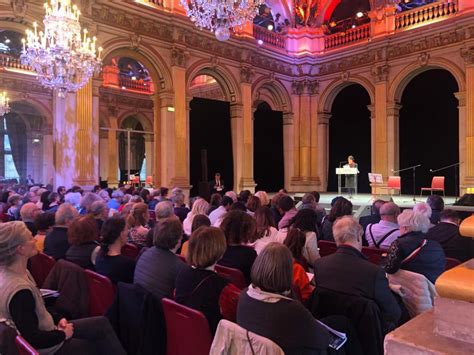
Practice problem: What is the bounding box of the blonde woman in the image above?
[182,198,209,236]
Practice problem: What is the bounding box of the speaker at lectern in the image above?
[336,167,359,196]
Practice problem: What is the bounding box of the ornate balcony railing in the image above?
[0,54,31,71]
[395,0,458,31]
[253,25,286,49]
[324,23,371,50]
[118,77,152,93]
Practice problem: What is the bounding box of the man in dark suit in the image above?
[209,172,225,195]
[313,215,401,331]
[359,199,385,245]
[426,209,471,262]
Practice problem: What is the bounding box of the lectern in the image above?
[336,167,359,195]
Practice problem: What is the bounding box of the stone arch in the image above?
[319,75,375,112]
[118,111,153,132]
[100,39,173,92]
[186,61,241,103]
[315,0,342,26]
[252,78,292,113]
[389,58,465,104]
[8,100,49,132]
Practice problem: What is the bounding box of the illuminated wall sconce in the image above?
[33,138,40,143]
[167,107,175,112]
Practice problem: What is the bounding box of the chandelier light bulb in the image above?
[21,0,102,97]
[215,25,231,41]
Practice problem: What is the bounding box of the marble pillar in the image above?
[317,112,331,191]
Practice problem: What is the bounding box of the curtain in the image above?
[119,132,126,170]
[133,133,145,172]
[5,114,27,182]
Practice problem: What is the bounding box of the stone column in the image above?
[317,112,331,191]
[107,111,119,187]
[168,48,190,195]
[230,103,244,192]
[371,64,390,179]
[42,130,54,186]
[455,92,466,194]
[282,112,294,191]
[99,127,108,183]
[299,89,311,181]
[387,102,402,176]
[461,48,474,190]
[145,135,153,179]
[290,81,303,187]
[309,84,320,186]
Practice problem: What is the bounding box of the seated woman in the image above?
[134,218,186,300]
[252,206,278,254]
[33,212,55,253]
[127,202,151,248]
[283,228,315,303]
[217,210,257,285]
[95,216,136,284]
[0,222,126,354]
[65,216,100,270]
[183,198,209,236]
[175,226,239,334]
[180,214,211,258]
[385,209,445,283]
[321,197,353,242]
[236,243,331,354]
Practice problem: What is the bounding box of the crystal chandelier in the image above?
[180,0,264,41]
[21,0,103,97]
[0,92,10,116]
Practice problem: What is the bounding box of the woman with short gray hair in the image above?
[0,222,126,354]
[385,209,445,283]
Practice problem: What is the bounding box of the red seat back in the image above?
[214,264,247,290]
[387,176,401,189]
[28,253,55,288]
[318,240,338,257]
[361,246,388,265]
[15,336,38,355]
[432,176,445,190]
[161,298,212,355]
[84,269,116,316]
[121,243,140,260]
[445,257,461,271]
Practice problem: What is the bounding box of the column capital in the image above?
[170,47,187,68]
[371,64,390,83]
[240,66,255,84]
[367,104,376,119]
[291,79,319,95]
[282,112,294,125]
[317,112,331,125]
[461,47,474,66]
[455,91,466,107]
[229,103,243,118]
[387,102,403,116]
[158,91,175,108]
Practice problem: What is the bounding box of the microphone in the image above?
[339,161,346,167]
[429,169,433,172]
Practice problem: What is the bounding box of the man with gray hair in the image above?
[20,202,42,236]
[44,203,79,260]
[365,202,401,249]
[314,216,401,331]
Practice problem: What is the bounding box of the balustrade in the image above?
[324,23,371,51]
[253,24,286,49]
[118,77,152,93]
[395,0,458,31]
[0,54,31,71]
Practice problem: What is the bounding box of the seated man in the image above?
[359,199,385,245]
[314,216,401,331]
[426,209,471,262]
[365,202,401,249]
[426,195,444,225]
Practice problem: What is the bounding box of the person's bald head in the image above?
[379,202,400,223]
[332,216,363,250]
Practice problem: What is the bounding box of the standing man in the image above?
[344,155,358,196]
[210,172,225,195]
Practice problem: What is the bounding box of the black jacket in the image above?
[44,227,69,260]
[426,222,471,262]
[313,245,401,330]
[385,231,445,283]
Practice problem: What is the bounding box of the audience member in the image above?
[359,199,385,237]
[0,222,126,354]
[87,200,109,233]
[65,216,100,270]
[44,203,78,260]
[300,192,326,226]
[7,194,21,220]
[147,189,161,211]
[365,202,401,249]
[207,193,222,215]
[276,195,297,230]
[95,216,136,284]
[64,192,81,210]
[385,209,445,283]
[314,216,401,332]
[209,196,233,226]
[285,209,320,265]
[183,198,209,236]
[20,203,41,237]
[172,193,189,223]
[426,195,444,225]
[127,202,150,248]
[254,190,269,207]
[33,212,55,253]
[107,190,124,211]
[252,206,278,254]
[426,209,471,262]
[321,197,353,241]
[134,218,185,299]
[246,195,261,215]
[180,214,211,258]
[39,190,51,212]
[79,192,101,215]
[46,192,61,213]
[283,229,314,302]
[218,210,257,284]
[413,202,433,226]
[175,226,239,334]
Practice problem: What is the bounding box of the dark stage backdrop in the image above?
[190,98,233,197]
[328,84,372,194]
[399,69,459,196]
[254,102,284,192]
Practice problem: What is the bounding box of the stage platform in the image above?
[291,192,474,219]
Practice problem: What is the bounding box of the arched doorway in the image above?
[327,84,371,193]
[253,101,284,192]
[189,74,234,197]
[119,116,146,183]
[399,69,459,196]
